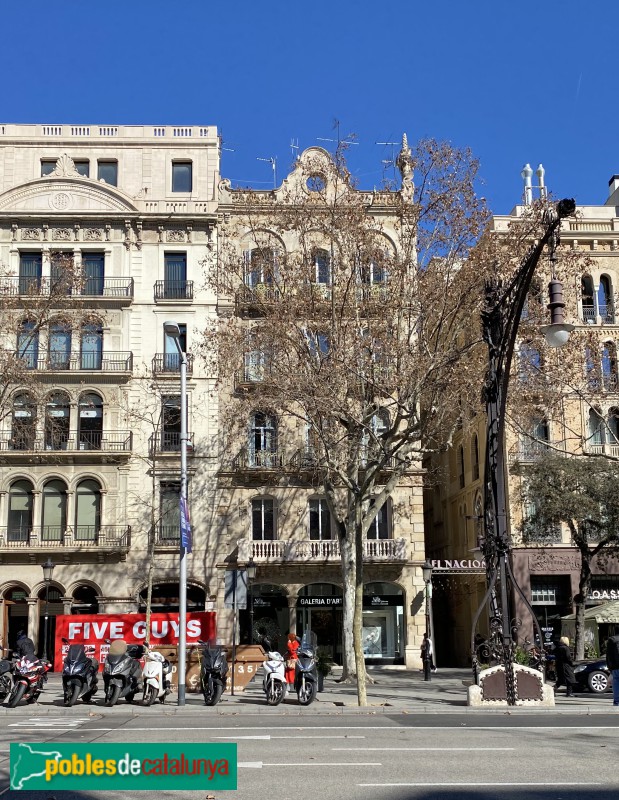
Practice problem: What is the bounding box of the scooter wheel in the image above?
[7,683,26,708]
[297,681,316,706]
[204,681,224,706]
[105,685,121,707]
[266,681,284,706]
[143,685,158,706]
[65,683,81,707]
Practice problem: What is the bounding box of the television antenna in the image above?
[218,133,236,154]
[290,138,300,161]
[257,156,277,189]
[317,119,358,149]
[376,140,399,182]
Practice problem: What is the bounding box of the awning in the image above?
[561,599,619,623]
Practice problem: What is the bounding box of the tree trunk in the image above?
[353,517,367,706]
[574,553,592,661]
[339,530,356,682]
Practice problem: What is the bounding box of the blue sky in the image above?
[5,1,618,212]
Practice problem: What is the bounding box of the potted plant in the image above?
[316,648,333,692]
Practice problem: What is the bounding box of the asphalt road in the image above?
[0,710,617,800]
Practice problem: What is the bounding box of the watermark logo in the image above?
[10,743,237,791]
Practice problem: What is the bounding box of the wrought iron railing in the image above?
[0,525,131,548]
[154,280,193,301]
[0,431,132,452]
[0,276,134,298]
[16,351,133,372]
[149,432,194,454]
[152,353,194,374]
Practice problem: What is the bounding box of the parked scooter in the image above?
[102,640,143,707]
[7,655,51,707]
[262,641,287,706]
[0,657,14,702]
[61,639,99,706]
[295,630,318,706]
[141,646,172,705]
[196,640,228,706]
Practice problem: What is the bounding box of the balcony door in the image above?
[45,391,70,450]
[41,479,67,542]
[75,480,101,542]
[78,392,103,449]
[164,323,186,371]
[48,322,72,369]
[80,323,103,370]
[19,252,42,294]
[83,253,105,296]
[164,253,187,299]
[7,480,33,541]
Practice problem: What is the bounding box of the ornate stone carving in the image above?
[84,228,103,241]
[166,229,185,242]
[22,228,41,240]
[48,154,81,178]
[135,221,142,251]
[53,228,72,241]
[528,552,581,572]
[124,220,132,250]
[397,132,414,200]
[50,192,71,211]
[105,224,111,242]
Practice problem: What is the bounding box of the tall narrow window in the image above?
[7,480,33,541]
[160,482,180,540]
[164,323,187,370]
[245,248,277,287]
[367,499,389,539]
[587,408,606,447]
[45,391,70,450]
[252,498,275,540]
[19,252,42,294]
[48,321,72,369]
[249,412,277,467]
[599,275,614,324]
[74,160,90,177]
[581,275,595,323]
[11,393,36,451]
[80,322,103,370]
[41,479,67,542]
[458,445,465,488]
[162,395,182,451]
[609,408,619,444]
[313,249,331,285]
[585,346,599,389]
[472,434,480,481]
[17,320,39,369]
[82,252,105,296]
[97,160,118,186]
[519,343,541,381]
[309,498,332,540]
[75,479,101,541]
[601,342,617,390]
[78,392,103,449]
[172,162,192,192]
[163,253,188,299]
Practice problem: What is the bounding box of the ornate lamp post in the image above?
[421,560,433,682]
[246,557,257,643]
[163,321,190,707]
[41,558,55,662]
[471,198,576,705]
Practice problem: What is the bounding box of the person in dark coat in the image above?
[14,630,36,659]
[554,636,576,696]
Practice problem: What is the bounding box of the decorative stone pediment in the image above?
[0,178,139,214]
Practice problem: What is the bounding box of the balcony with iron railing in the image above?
[0,430,132,458]
[154,525,180,548]
[230,447,284,473]
[17,351,133,374]
[154,280,193,301]
[508,441,554,464]
[0,525,131,551]
[599,304,616,325]
[149,431,194,456]
[152,353,194,376]
[250,537,407,562]
[583,441,619,458]
[0,276,134,303]
[582,305,596,324]
[235,284,281,315]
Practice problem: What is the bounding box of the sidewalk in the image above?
[2,667,616,715]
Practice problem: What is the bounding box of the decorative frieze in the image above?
[166,229,186,243]
[22,227,41,240]
[53,228,72,241]
[84,228,103,241]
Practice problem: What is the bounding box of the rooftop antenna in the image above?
[376,140,399,182]
[290,138,300,161]
[257,156,277,189]
[318,119,358,149]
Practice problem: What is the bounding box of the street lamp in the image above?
[246,557,257,643]
[421,560,433,682]
[41,558,55,662]
[163,320,190,707]
[470,198,576,704]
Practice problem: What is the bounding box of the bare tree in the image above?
[206,138,493,705]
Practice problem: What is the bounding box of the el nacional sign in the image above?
[430,558,486,572]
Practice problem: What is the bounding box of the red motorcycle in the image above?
[7,655,51,707]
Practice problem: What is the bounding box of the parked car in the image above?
[573,659,612,693]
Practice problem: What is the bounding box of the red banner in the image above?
[54,612,216,672]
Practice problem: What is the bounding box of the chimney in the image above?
[521,163,533,205]
[609,175,619,197]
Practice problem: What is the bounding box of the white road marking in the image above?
[239,762,263,768]
[213,735,271,740]
[27,724,618,731]
[272,735,366,739]
[263,762,381,767]
[359,783,602,788]
[335,747,515,751]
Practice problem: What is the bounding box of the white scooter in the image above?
[141,646,172,705]
[262,646,287,706]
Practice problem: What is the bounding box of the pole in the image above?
[231,570,237,696]
[42,580,50,662]
[423,581,431,682]
[177,348,188,706]
[249,577,254,644]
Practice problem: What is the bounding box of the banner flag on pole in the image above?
[180,495,192,553]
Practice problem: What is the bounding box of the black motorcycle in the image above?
[0,657,14,702]
[295,631,318,706]
[102,640,143,707]
[197,641,228,706]
[62,640,99,706]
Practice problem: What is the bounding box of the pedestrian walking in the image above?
[554,636,576,697]
[604,627,619,710]
[421,632,436,673]
[285,632,299,690]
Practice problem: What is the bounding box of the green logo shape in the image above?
[10,742,237,791]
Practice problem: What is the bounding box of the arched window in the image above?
[252,497,275,540]
[11,393,36,451]
[608,407,619,446]
[367,498,390,540]
[458,445,465,488]
[471,435,480,481]
[587,408,606,449]
[71,585,99,614]
[309,498,332,540]
[7,479,33,541]
[80,322,103,370]
[599,275,614,324]
[249,412,277,467]
[48,320,72,369]
[601,342,617,390]
[41,479,67,542]
[78,392,103,450]
[245,247,278,287]
[17,319,39,369]
[74,479,101,541]
[581,275,595,323]
[312,248,331,285]
[45,391,70,450]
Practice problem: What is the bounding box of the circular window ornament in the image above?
[50,192,71,210]
[306,174,326,192]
